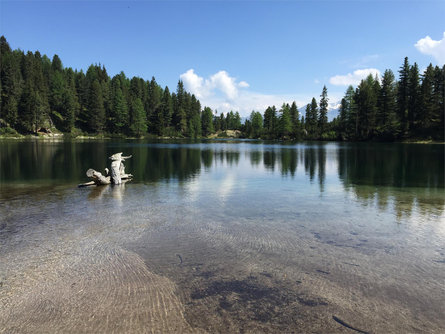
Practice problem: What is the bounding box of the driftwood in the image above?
[78,152,133,187]
[109,152,132,185]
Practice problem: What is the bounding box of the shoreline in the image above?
[0,133,443,144]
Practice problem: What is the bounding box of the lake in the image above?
[0,139,444,333]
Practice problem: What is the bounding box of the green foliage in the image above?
[0,36,442,141]
[88,80,105,133]
[201,107,214,136]
[249,111,263,138]
[263,106,277,138]
[130,97,147,137]
[318,86,328,136]
[305,98,319,139]
[109,78,128,133]
[278,103,292,138]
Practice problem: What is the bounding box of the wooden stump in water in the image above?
[109,152,132,185]
[78,152,133,187]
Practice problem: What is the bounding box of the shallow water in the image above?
[0,140,444,333]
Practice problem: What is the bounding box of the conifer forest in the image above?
[1,36,443,141]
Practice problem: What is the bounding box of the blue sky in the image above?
[1,0,444,117]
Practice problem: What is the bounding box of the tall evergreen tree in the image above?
[161,86,173,135]
[109,78,128,133]
[278,103,292,138]
[0,38,21,127]
[377,69,398,139]
[129,97,147,137]
[305,98,318,138]
[433,65,444,139]
[408,63,420,135]
[250,111,263,138]
[173,81,187,134]
[88,79,105,133]
[318,85,329,137]
[356,75,378,139]
[201,106,214,136]
[397,57,410,136]
[263,106,277,138]
[289,101,301,138]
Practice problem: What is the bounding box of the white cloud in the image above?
[329,68,381,86]
[180,69,244,100]
[209,71,238,100]
[415,32,445,65]
[179,69,207,98]
[238,81,249,88]
[179,69,341,118]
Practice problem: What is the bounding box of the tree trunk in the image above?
[109,152,132,185]
[78,152,132,187]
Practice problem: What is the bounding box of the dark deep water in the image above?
[1,139,444,333]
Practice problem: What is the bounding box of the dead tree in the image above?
[78,152,133,187]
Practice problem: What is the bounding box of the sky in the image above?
[1,0,444,118]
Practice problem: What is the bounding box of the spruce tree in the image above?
[318,86,329,137]
[397,57,410,136]
[433,65,444,139]
[161,86,173,134]
[110,78,128,133]
[289,101,300,138]
[308,98,319,138]
[278,103,292,138]
[408,63,420,135]
[250,111,263,138]
[201,106,214,136]
[356,75,378,139]
[88,79,105,133]
[263,106,277,138]
[419,64,435,137]
[129,97,147,137]
[377,69,398,139]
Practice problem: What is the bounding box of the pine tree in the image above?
[250,111,263,138]
[377,69,398,139]
[356,75,378,139]
[51,54,63,72]
[263,106,277,138]
[109,78,128,133]
[408,63,420,135]
[233,112,242,130]
[397,57,410,136]
[418,64,435,137]
[289,101,300,138]
[188,94,202,138]
[433,65,444,140]
[161,86,173,134]
[278,103,292,138]
[318,86,329,137]
[306,98,318,138]
[88,79,105,133]
[201,106,214,136]
[146,77,163,135]
[345,86,358,139]
[338,97,348,140]
[173,81,187,134]
[0,38,21,127]
[129,97,147,137]
[19,81,38,132]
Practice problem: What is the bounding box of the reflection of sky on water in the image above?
[1,140,444,333]
[0,140,443,221]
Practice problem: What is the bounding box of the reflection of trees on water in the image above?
[1,140,443,218]
[338,143,444,218]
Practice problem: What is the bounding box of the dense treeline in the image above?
[1,36,443,141]
[0,36,243,138]
[244,59,444,141]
